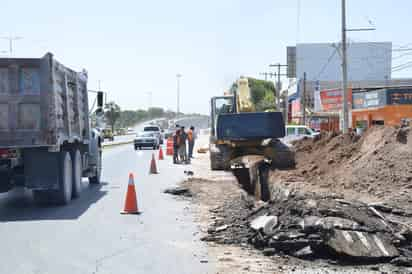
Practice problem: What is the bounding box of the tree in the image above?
[104,102,121,132]
[229,77,277,112]
[147,107,165,119]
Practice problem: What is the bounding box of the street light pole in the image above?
[341,0,349,134]
[176,74,182,118]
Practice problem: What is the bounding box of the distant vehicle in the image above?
[143,125,164,144]
[102,128,114,141]
[134,132,160,150]
[127,128,136,135]
[116,128,127,136]
[282,125,320,145]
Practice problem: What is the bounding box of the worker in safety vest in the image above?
[179,126,188,164]
[188,126,195,159]
[173,125,180,164]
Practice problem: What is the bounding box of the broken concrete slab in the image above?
[250,215,278,235]
[325,229,399,260]
[300,216,360,232]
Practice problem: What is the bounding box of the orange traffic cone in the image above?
[158,146,164,160]
[121,173,140,214]
[149,153,158,174]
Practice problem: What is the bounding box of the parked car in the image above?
[282,125,320,145]
[134,132,160,150]
[143,125,164,144]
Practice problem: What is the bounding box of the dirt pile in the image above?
[201,186,412,267]
[276,126,412,207]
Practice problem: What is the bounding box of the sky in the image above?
[1,0,412,114]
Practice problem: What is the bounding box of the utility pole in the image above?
[302,72,307,125]
[0,36,23,56]
[341,0,349,134]
[340,0,375,133]
[176,74,182,118]
[269,63,288,111]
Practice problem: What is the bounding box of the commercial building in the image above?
[352,87,412,128]
[285,42,412,129]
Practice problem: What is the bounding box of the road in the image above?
[0,143,213,274]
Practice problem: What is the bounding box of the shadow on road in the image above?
[0,181,108,222]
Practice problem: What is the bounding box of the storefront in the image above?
[352,88,412,128]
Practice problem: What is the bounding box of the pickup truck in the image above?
[0,53,103,205]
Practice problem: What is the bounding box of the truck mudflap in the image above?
[23,149,60,190]
[231,155,271,201]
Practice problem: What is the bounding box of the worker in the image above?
[173,126,180,164]
[188,126,195,159]
[179,126,188,164]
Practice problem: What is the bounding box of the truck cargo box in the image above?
[0,53,90,148]
[216,112,285,141]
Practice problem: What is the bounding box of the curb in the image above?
[102,140,134,148]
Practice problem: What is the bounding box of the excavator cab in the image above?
[210,95,236,138]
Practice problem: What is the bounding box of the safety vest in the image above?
[188,130,193,142]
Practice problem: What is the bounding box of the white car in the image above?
[143,125,164,144]
[282,125,320,145]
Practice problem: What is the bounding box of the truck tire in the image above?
[0,170,12,193]
[89,151,101,185]
[71,150,82,198]
[55,151,73,205]
[210,145,231,170]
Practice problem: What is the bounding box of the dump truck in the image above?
[209,77,295,200]
[0,53,103,205]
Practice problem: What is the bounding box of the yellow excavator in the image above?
[209,77,295,200]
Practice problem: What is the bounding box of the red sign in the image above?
[291,98,301,117]
[320,88,352,111]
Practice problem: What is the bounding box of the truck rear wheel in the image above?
[210,144,231,170]
[55,151,73,205]
[71,150,82,198]
[89,151,101,184]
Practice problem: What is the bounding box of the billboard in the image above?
[386,89,412,105]
[287,46,296,78]
[352,89,387,109]
[296,42,392,81]
[319,88,352,111]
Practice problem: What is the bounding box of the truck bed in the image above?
[0,53,90,148]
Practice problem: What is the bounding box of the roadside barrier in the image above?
[166,137,174,156]
[121,173,140,215]
[149,153,158,174]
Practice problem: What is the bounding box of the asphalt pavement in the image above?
[0,143,213,274]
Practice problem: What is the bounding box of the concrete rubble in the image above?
[201,186,412,266]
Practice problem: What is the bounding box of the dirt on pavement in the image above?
[273,126,412,208]
[174,134,408,273]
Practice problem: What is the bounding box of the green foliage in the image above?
[230,78,277,112]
